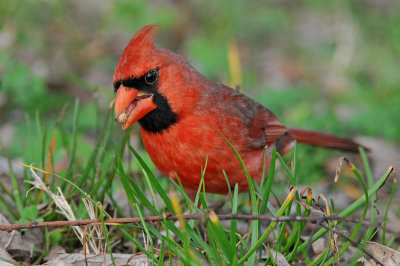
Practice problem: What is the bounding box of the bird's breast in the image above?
[140,114,266,193]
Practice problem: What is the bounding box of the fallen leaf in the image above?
[359,241,400,266]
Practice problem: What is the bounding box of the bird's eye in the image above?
[145,69,158,85]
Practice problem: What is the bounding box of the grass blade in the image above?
[238,187,297,264]
[207,210,236,264]
[296,166,394,254]
[260,147,276,214]
[129,145,173,211]
[382,177,397,245]
[66,98,79,179]
[78,108,112,187]
[99,205,116,266]
[217,132,259,264]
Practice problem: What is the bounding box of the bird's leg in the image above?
[184,189,203,208]
[185,188,229,212]
[185,189,197,202]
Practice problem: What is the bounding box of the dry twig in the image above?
[0,214,399,237]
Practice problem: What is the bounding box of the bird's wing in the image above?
[216,85,287,150]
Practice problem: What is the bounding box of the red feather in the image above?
[113,25,367,194]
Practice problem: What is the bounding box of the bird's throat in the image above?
[138,92,178,133]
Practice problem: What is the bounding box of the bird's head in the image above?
[113,25,199,133]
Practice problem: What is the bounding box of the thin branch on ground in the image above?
[0,213,399,239]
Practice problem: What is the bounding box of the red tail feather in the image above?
[287,128,368,152]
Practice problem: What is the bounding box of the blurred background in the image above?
[1,0,400,186]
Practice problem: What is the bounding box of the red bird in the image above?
[113,25,364,194]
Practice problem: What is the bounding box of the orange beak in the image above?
[114,85,157,130]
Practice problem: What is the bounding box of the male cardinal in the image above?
[113,25,364,194]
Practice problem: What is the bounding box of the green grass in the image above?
[0,103,397,264]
